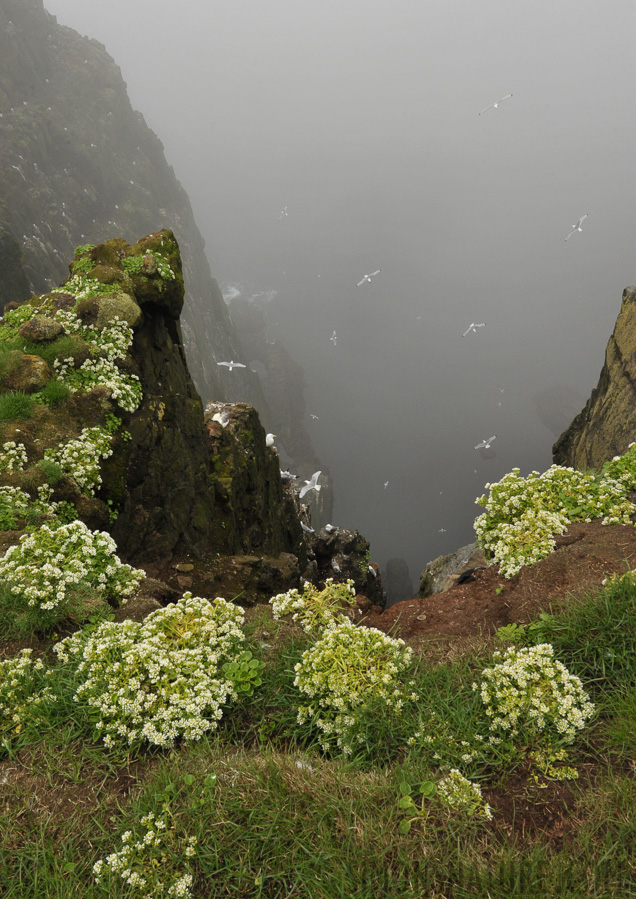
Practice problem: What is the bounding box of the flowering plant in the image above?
[0,649,56,744]
[270,578,357,633]
[293,622,416,755]
[54,593,252,749]
[93,811,196,897]
[0,519,143,618]
[43,426,113,494]
[475,456,636,577]
[0,440,28,472]
[474,643,594,747]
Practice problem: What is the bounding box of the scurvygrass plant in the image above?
[0,649,57,748]
[93,811,196,897]
[475,445,636,577]
[43,425,113,494]
[475,643,595,750]
[293,622,417,755]
[0,440,28,472]
[0,520,143,630]
[270,577,357,633]
[54,594,255,750]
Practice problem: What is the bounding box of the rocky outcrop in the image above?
[418,543,487,598]
[0,229,31,308]
[0,0,264,409]
[304,527,385,609]
[553,286,636,470]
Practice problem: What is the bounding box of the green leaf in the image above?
[184,773,195,786]
[398,819,412,834]
[398,781,412,795]
[419,781,436,798]
[204,773,217,788]
[398,795,415,809]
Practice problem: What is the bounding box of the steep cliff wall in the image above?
[0,0,265,410]
[0,230,305,575]
[553,286,636,470]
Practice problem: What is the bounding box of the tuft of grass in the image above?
[36,458,64,486]
[34,378,71,408]
[526,575,636,695]
[0,391,36,422]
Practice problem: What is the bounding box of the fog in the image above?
[44,0,636,587]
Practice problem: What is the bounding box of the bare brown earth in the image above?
[360,519,636,644]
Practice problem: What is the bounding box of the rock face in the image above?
[0,230,31,308]
[418,543,487,598]
[0,0,264,409]
[553,287,636,470]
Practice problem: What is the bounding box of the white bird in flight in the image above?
[217,360,246,371]
[310,414,319,420]
[463,323,486,337]
[565,215,588,241]
[356,269,381,287]
[479,94,513,115]
[299,470,322,499]
[330,331,337,346]
[279,205,288,220]
[475,436,496,449]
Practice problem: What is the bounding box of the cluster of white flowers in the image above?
[436,769,493,820]
[0,441,28,472]
[294,622,416,755]
[475,644,594,745]
[475,459,636,577]
[0,520,143,613]
[43,426,113,494]
[270,578,357,633]
[54,593,248,749]
[0,484,31,526]
[0,649,56,740]
[93,812,195,897]
[52,307,142,412]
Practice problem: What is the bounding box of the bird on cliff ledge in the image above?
[217,360,246,371]
[266,433,276,448]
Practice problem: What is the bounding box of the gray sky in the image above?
[44,0,636,585]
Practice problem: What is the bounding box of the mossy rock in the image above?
[76,291,142,330]
[18,315,63,342]
[1,354,51,392]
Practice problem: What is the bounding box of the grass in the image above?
[1,581,635,896]
[0,391,36,422]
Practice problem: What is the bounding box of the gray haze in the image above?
[44,0,636,586]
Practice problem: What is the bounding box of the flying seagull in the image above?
[279,205,288,220]
[479,94,513,115]
[565,215,588,241]
[462,323,486,337]
[475,436,496,449]
[310,414,319,420]
[357,269,381,287]
[384,481,389,489]
[217,360,246,371]
[330,331,337,346]
[299,470,321,499]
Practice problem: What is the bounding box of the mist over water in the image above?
[44,0,636,586]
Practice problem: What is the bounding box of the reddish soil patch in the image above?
[361,520,636,641]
